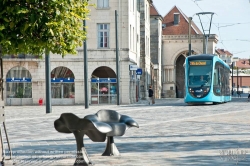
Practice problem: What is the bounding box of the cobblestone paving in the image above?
[1,97,250,166]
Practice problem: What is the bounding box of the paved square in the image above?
[1,97,250,166]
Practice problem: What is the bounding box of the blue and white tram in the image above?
[184,54,231,104]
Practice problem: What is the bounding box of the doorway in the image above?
[91,66,117,105]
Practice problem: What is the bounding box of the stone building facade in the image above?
[150,4,162,99]
[139,0,152,99]
[3,0,143,105]
[161,6,218,98]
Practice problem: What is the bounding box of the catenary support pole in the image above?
[237,67,239,92]
[231,62,234,95]
[188,17,192,56]
[45,48,52,113]
[115,10,120,105]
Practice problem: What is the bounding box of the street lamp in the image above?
[83,0,90,109]
[83,19,89,109]
[196,12,214,54]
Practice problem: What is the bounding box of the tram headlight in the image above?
[189,88,194,93]
[203,87,210,94]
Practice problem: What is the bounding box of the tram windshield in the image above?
[188,60,212,87]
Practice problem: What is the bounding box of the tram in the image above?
[184,54,231,104]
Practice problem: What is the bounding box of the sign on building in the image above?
[129,64,138,71]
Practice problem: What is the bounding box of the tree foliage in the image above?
[0,0,90,57]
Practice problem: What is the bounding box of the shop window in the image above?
[51,66,75,98]
[6,67,32,98]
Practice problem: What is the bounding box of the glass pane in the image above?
[99,83,109,104]
[6,66,31,78]
[104,0,108,7]
[110,83,117,94]
[63,83,74,98]
[97,0,102,7]
[6,82,32,98]
[104,37,107,47]
[52,83,61,98]
[99,32,103,37]
[91,83,98,95]
[51,66,74,79]
[109,95,117,104]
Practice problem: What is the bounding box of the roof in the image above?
[162,6,203,35]
[216,48,233,56]
[150,3,161,16]
[235,59,250,69]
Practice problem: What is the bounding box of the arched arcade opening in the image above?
[51,66,75,105]
[91,66,117,104]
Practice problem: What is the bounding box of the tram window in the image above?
[213,70,219,86]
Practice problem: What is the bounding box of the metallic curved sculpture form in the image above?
[54,113,112,166]
[84,109,139,156]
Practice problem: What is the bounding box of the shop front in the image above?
[91,78,117,105]
[6,66,32,105]
[51,66,75,105]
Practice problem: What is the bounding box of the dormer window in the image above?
[174,13,180,25]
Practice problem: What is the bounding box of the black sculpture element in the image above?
[84,109,139,156]
[54,113,112,166]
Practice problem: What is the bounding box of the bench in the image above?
[54,113,112,165]
[54,110,139,165]
[84,109,139,156]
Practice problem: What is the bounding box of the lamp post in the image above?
[196,12,214,54]
[115,10,120,105]
[83,19,89,109]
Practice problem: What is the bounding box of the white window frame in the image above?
[97,0,109,8]
[97,24,110,48]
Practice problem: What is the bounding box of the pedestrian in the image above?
[248,92,250,102]
[148,85,154,105]
[237,91,241,98]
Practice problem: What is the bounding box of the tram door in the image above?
[91,78,117,104]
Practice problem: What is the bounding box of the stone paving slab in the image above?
[0,97,250,166]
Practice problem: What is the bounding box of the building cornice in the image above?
[162,34,218,43]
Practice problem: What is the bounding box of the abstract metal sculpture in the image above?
[54,113,112,166]
[84,109,139,156]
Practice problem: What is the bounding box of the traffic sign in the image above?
[136,68,142,75]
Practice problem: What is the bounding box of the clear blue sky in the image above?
[153,0,250,59]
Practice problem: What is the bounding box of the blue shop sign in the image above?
[51,78,74,83]
[91,78,117,83]
[6,78,32,82]
[136,68,142,75]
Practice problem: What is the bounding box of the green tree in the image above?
[0,0,90,57]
